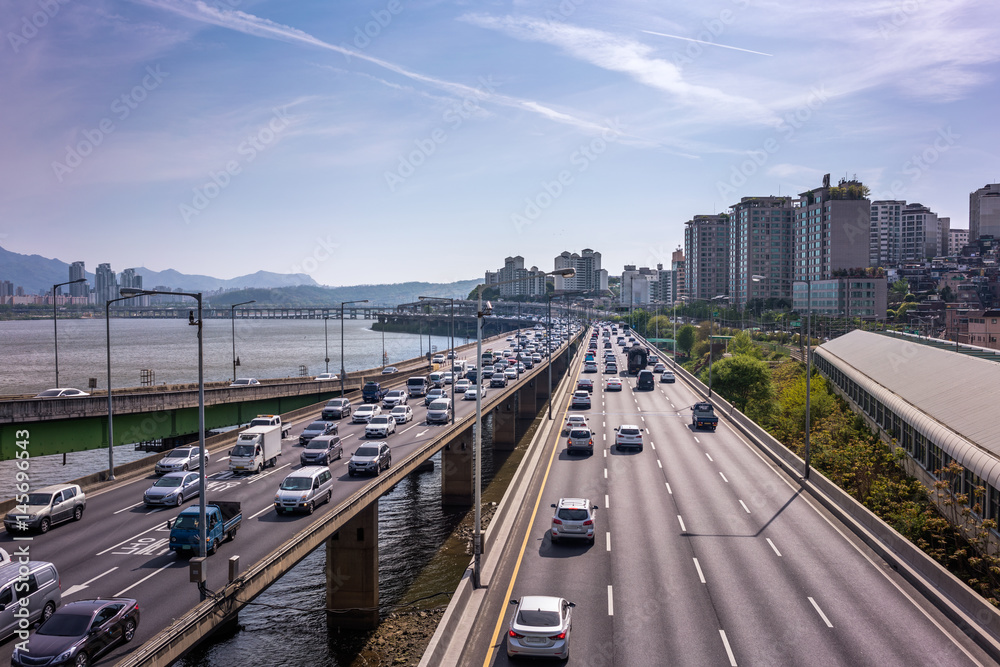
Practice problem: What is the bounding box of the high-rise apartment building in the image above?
[949,228,970,255]
[684,214,729,301]
[970,184,1000,240]
[870,201,903,267]
[620,265,658,305]
[553,249,608,293]
[484,257,545,297]
[871,201,946,265]
[794,175,870,284]
[728,196,793,309]
[671,248,686,300]
[69,261,88,297]
[655,264,675,304]
[94,263,117,306]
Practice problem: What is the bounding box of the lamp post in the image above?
[121,287,207,555]
[547,289,585,420]
[419,296,456,424]
[323,316,331,374]
[231,300,256,381]
[53,278,87,387]
[339,300,369,396]
[707,294,729,398]
[753,274,812,481]
[105,292,141,480]
[472,267,575,589]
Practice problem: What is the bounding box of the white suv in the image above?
[614,425,643,451]
[550,497,598,544]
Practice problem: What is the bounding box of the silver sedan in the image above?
[143,471,201,507]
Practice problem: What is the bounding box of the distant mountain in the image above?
[0,245,316,293]
[208,280,483,308]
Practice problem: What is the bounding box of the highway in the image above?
[459,327,994,666]
[0,327,569,665]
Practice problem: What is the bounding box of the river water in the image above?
[0,317,494,666]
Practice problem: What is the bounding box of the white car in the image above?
[442,372,454,385]
[504,368,518,380]
[382,390,408,408]
[314,373,338,381]
[33,388,90,398]
[506,596,575,660]
[365,415,396,438]
[562,414,588,436]
[432,354,445,364]
[230,377,260,387]
[390,405,414,424]
[352,403,382,423]
[464,386,487,400]
[614,424,643,451]
[455,379,471,393]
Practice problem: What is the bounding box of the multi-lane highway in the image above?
[0,328,571,665]
[459,326,994,666]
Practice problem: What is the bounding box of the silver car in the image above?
[550,497,598,543]
[3,484,86,534]
[348,442,391,477]
[506,596,575,660]
[154,446,208,474]
[143,471,201,507]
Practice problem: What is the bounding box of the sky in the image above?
[2,0,999,286]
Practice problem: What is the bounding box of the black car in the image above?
[299,420,338,445]
[490,375,508,388]
[300,434,343,466]
[321,398,351,419]
[12,598,140,667]
[576,379,594,393]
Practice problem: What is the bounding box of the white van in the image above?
[0,561,61,642]
[406,376,429,397]
[428,371,445,388]
[426,398,452,424]
[274,467,334,515]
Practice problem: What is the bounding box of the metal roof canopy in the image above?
[817,330,1000,489]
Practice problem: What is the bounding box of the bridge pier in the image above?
[517,381,536,419]
[326,503,379,629]
[493,399,518,450]
[441,425,474,506]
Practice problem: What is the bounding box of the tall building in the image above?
[970,183,1000,240]
[553,249,608,293]
[949,228,970,255]
[0,280,12,302]
[671,248,686,300]
[684,214,729,301]
[69,261,88,297]
[620,265,658,306]
[794,175,871,284]
[484,257,545,297]
[94,263,117,306]
[938,217,951,258]
[870,201,903,267]
[655,264,675,304]
[794,277,887,319]
[728,196,794,309]
[119,268,142,290]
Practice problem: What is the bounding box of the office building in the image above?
[970,184,1000,240]
[684,214,729,301]
[553,249,608,294]
[793,276,887,319]
[620,265,658,306]
[794,175,871,284]
[949,228,970,255]
[728,196,794,309]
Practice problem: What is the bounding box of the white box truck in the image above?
[229,424,281,474]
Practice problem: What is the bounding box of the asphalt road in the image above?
[0,327,571,665]
[460,328,994,667]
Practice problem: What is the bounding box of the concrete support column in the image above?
[326,503,379,629]
[517,382,536,419]
[493,400,518,450]
[441,426,474,506]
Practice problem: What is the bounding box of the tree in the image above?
[728,330,763,359]
[889,279,909,304]
[700,355,775,416]
[468,286,499,301]
[676,324,696,356]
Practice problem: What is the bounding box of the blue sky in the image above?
[2,0,999,285]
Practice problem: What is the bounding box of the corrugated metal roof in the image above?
[818,330,1000,456]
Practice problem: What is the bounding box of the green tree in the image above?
[728,330,763,359]
[468,286,499,301]
[903,293,918,303]
[700,355,775,417]
[676,324,696,355]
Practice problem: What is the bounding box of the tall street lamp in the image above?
[105,291,141,480]
[547,289,584,420]
[122,287,207,555]
[53,278,87,387]
[231,300,256,381]
[323,316,331,374]
[707,294,729,399]
[419,296,456,424]
[340,300,369,396]
[753,274,812,481]
[473,267,575,589]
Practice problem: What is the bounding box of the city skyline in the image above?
[2,1,998,285]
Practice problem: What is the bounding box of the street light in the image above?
[547,289,584,420]
[472,267,575,589]
[753,274,812,481]
[340,300,369,396]
[419,296,456,424]
[323,316,331,374]
[105,292,141,480]
[52,278,87,387]
[121,287,207,556]
[707,295,729,399]
[231,300,256,381]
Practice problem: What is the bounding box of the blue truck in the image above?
[362,381,388,404]
[168,500,242,556]
[691,403,719,431]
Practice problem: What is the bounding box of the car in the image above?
[33,388,89,398]
[390,405,414,424]
[614,424,643,451]
[455,379,471,393]
[274,466,333,514]
[443,372,454,384]
[381,366,398,375]
[660,371,676,383]
[382,389,408,408]
[143,471,201,507]
[365,415,397,438]
[562,414,588,435]
[299,420,337,445]
[426,398,451,424]
[506,596,574,660]
[605,377,623,391]
[550,497,598,541]
[490,375,508,388]
[432,354,445,364]
[576,379,594,393]
[582,361,598,373]
[464,386,486,400]
[300,434,343,466]
[481,365,495,380]
[653,363,666,373]
[229,377,260,387]
[349,442,391,476]
[12,598,141,667]
[322,398,352,420]
[650,355,660,364]
[447,351,455,358]
[636,369,655,390]
[3,483,86,534]
[605,362,619,374]
[352,403,382,423]
[531,353,542,363]
[570,391,591,409]
[504,368,518,380]
[424,388,447,406]
[566,428,594,455]
[604,341,612,349]
[314,372,338,381]
[154,446,209,474]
